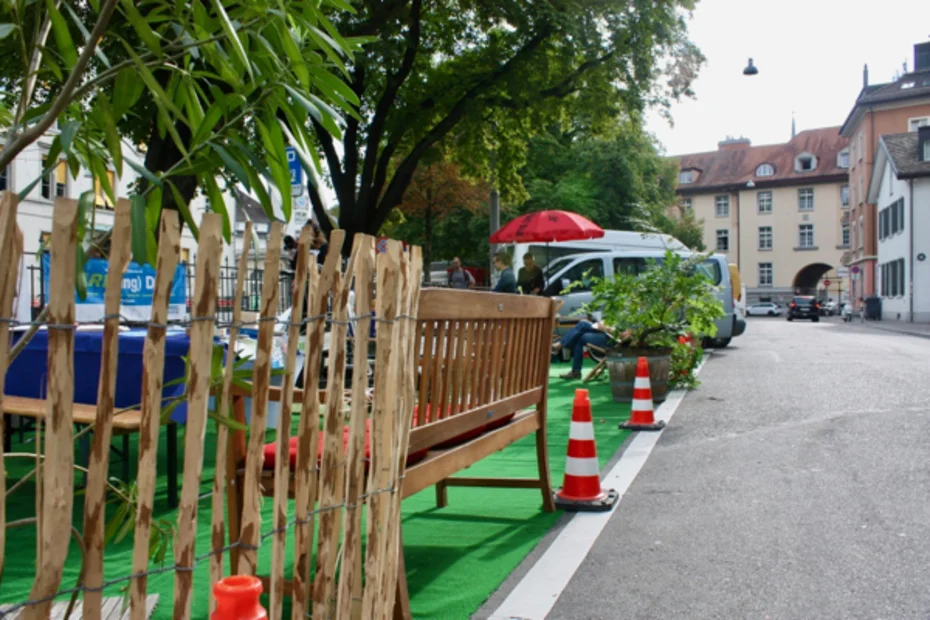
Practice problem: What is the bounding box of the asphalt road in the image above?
[547,317,930,620]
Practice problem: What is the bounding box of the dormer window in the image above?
[679,170,695,184]
[900,81,915,90]
[755,163,775,177]
[795,152,817,172]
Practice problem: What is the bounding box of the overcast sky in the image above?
[645,0,930,156]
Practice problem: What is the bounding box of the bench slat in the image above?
[2,396,143,431]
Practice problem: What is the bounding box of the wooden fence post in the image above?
[22,198,79,620]
[173,213,223,619]
[80,198,132,619]
[209,222,252,611]
[0,191,23,582]
[236,223,284,576]
[129,211,181,620]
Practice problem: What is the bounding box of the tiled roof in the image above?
[673,127,849,193]
[235,189,272,224]
[882,132,930,178]
[839,71,930,135]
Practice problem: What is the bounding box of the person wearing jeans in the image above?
[553,319,625,379]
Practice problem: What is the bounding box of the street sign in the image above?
[376,236,388,254]
[286,146,302,187]
[851,265,860,274]
[837,266,849,278]
[823,279,831,287]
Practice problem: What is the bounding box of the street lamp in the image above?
[743,58,759,76]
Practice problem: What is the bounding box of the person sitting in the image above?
[492,251,517,294]
[517,252,545,295]
[552,318,630,380]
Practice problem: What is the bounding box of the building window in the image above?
[41,158,68,199]
[837,150,850,168]
[716,229,729,251]
[715,195,729,217]
[923,139,930,163]
[841,222,850,246]
[858,133,864,160]
[758,263,773,287]
[757,191,772,214]
[798,188,814,211]
[680,197,692,210]
[0,165,7,192]
[755,163,775,177]
[94,170,117,209]
[795,153,817,171]
[908,117,930,132]
[798,224,814,248]
[840,184,849,207]
[858,216,864,249]
[679,171,694,184]
[758,226,772,250]
[858,176,864,204]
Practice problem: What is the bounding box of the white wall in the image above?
[912,180,930,322]
[875,159,930,323]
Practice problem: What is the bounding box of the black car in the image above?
[787,296,820,322]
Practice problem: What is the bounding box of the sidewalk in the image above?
[854,318,930,339]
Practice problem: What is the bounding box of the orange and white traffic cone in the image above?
[619,357,666,431]
[554,389,619,512]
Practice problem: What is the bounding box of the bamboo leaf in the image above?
[126,159,163,187]
[120,0,162,56]
[0,24,16,40]
[279,120,321,190]
[95,94,124,174]
[284,84,341,138]
[46,0,77,69]
[211,0,253,79]
[307,66,360,107]
[209,142,251,191]
[112,68,144,118]
[130,194,155,265]
[58,120,81,155]
[166,180,200,239]
[63,2,111,68]
[91,158,117,209]
[202,174,232,242]
[190,100,225,149]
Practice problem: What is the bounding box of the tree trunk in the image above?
[142,122,198,237]
[422,204,432,283]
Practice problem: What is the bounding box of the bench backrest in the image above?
[228,289,558,461]
[407,289,558,453]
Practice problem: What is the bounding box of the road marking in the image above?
[487,357,707,620]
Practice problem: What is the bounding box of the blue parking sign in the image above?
[286,146,302,187]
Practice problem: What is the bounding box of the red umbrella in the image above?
[489,210,604,244]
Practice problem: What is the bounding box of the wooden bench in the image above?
[225,288,559,618]
[1,396,180,508]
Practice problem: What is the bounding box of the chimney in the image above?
[718,136,751,151]
[915,42,930,72]
[863,63,869,89]
[918,126,930,162]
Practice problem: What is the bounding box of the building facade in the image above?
[838,42,930,306]
[675,127,849,305]
[868,128,930,323]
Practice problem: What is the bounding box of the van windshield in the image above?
[528,245,603,274]
[612,255,722,285]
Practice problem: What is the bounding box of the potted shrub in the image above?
[583,250,725,403]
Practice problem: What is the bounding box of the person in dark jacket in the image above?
[517,252,545,295]
[492,251,517,294]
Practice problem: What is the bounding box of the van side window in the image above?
[547,259,605,295]
[613,257,648,276]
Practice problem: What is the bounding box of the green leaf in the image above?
[130,194,155,266]
[63,2,110,68]
[120,0,162,56]
[307,66,360,107]
[256,117,291,220]
[95,94,124,175]
[166,181,199,240]
[277,24,309,88]
[190,100,226,149]
[46,0,77,70]
[209,142,251,191]
[126,159,162,187]
[91,158,117,208]
[0,24,16,40]
[112,68,144,118]
[284,84,342,138]
[202,174,232,242]
[279,120,320,190]
[211,0,253,79]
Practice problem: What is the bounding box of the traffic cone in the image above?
[212,575,268,620]
[554,389,619,512]
[619,357,666,431]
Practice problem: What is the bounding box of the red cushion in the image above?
[261,418,428,470]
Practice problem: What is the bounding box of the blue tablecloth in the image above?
[5,329,191,423]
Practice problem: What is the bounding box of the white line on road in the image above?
[487,357,707,620]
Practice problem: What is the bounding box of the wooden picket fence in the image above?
[0,192,422,619]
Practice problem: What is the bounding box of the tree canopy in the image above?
[316,0,703,243]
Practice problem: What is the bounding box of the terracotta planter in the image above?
[606,347,672,404]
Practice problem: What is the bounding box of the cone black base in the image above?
[554,488,619,512]
[619,420,666,432]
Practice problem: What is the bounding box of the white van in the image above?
[544,249,746,347]
[511,230,687,274]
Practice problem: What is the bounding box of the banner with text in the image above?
[42,254,187,322]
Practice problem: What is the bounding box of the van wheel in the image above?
[713,338,731,348]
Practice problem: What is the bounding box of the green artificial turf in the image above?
[0,358,631,619]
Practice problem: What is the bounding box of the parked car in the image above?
[746,302,783,317]
[820,300,838,316]
[787,296,821,322]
